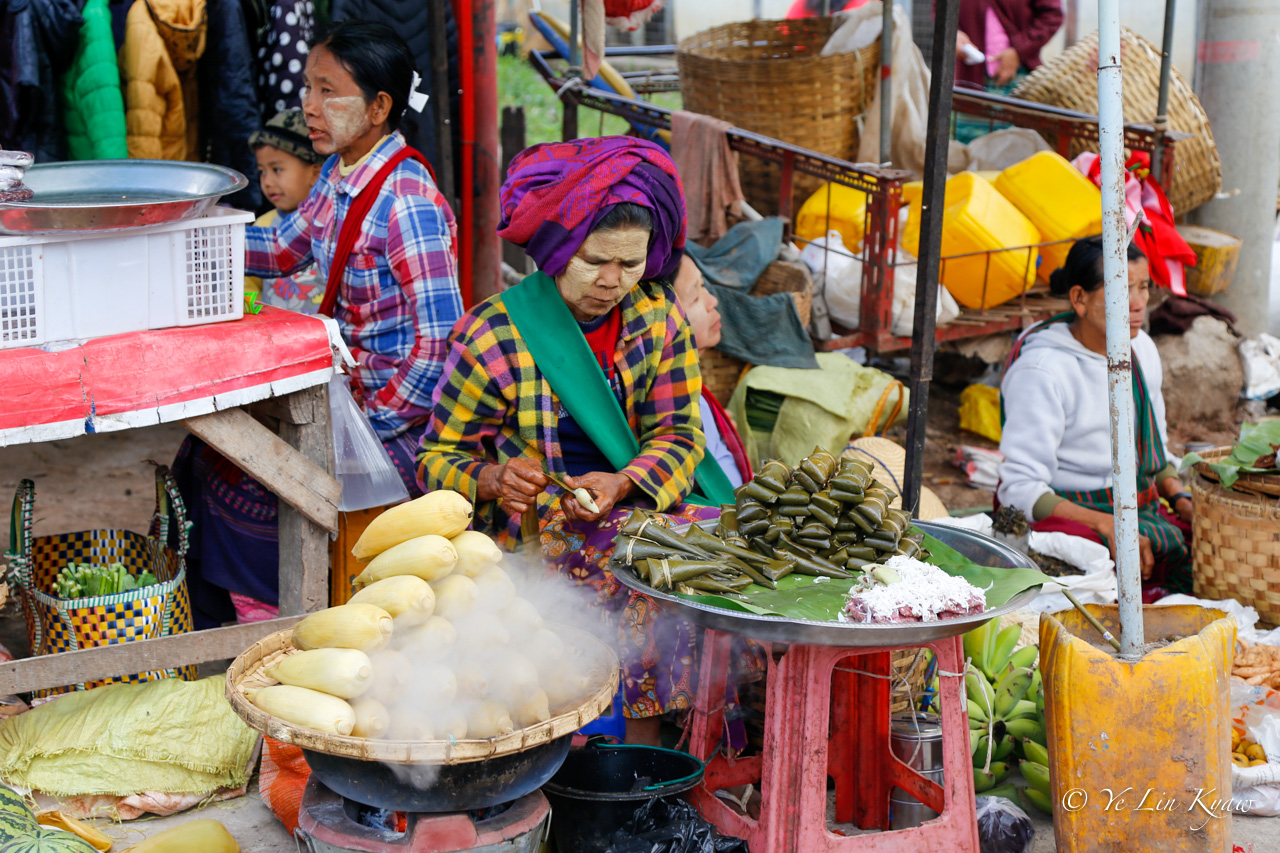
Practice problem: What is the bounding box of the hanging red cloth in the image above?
[1074,151,1197,295]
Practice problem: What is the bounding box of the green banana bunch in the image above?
[983,783,1020,805]
[992,666,1034,718]
[961,622,1052,781]
[1019,759,1053,814]
[973,761,1011,793]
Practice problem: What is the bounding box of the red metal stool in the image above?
[688,629,978,852]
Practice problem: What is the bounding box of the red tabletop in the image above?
[0,307,341,446]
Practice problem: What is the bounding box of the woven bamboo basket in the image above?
[1190,449,1280,624]
[677,18,880,214]
[699,260,815,406]
[889,647,933,714]
[1012,27,1221,215]
[226,625,618,765]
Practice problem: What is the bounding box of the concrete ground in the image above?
[1,406,1278,851]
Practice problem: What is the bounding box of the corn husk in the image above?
[501,597,544,634]
[489,652,540,704]
[353,491,474,561]
[452,657,490,699]
[349,575,436,626]
[351,696,390,738]
[401,662,459,706]
[292,603,393,652]
[450,530,504,578]
[265,648,373,698]
[430,708,469,740]
[249,685,356,735]
[452,610,511,651]
[431,575,480,620]
[367,648,412,705]
[387,708,436,741]
[356,535,458,587]
[512,689,552,728]
[472,566,516,609]
[527,628,566,670]
[543,667,593,711]
[465,700,515,738]
[397,615,458,659]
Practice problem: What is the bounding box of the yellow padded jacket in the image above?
[119,0,207,160]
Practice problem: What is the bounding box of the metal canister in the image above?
[889,712,944,830]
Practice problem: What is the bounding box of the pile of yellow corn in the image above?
[248,490,594,741]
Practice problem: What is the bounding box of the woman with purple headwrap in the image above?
[418,136,756,745]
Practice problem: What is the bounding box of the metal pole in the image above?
[430,0,456,208]
[901,0,959,517]
[1149,0,1176,183]
[568,0,581,69]
[1097,0,1144,658]
[880,0,894,163]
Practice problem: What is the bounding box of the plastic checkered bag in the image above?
[4,468,195,698]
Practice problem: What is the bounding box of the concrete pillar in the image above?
[1190,0,1280,337]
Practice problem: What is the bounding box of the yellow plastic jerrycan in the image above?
[1040,604,1236,853]
[958,384,1001,443]
[795,183,868,253]
[901,172,1040,310]
[994,151,1103,283]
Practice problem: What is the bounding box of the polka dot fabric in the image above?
[257,0,315,116]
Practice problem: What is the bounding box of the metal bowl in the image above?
[0,160,248,235]
[609,520,1042,647]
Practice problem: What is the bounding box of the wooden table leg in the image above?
[275,385,334,616]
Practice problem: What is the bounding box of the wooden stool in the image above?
[688,630,978,852]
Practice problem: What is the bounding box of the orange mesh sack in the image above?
[259,737,312,835]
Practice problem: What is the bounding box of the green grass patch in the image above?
[497,55,681,148]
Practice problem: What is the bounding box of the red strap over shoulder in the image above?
[318,146,434,318]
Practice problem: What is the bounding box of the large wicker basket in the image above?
[1012,27,1220,215]
[1190,451,1280,624]
[226,625,618,765]
[678,18,880,214]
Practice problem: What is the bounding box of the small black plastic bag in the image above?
[604,798,749,853]
[976,795,1036,853]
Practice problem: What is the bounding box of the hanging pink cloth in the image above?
[1073,151,1196,295]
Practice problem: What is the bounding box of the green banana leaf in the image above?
[670,530,1056,621]
[1180,420,1280,489]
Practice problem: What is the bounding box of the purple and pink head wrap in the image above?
[497,136,687,282]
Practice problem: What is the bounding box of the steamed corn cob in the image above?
[353,491,474,561]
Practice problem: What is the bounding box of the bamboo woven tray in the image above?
[226,624,618,765]
[1193,447,1280,499]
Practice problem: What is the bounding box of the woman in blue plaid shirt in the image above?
[174,21,463,627]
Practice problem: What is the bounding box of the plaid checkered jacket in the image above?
[245,132,462,440]
[418,280,706,540]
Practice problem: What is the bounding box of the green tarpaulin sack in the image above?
[0,675,258,798]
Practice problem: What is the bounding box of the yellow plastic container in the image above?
[902,172,1040,310]
[795,183,868,252]
[958,384,1001,443]
[1041,604,1235,853]
[900,180,923,209]
[994,151,1102,282]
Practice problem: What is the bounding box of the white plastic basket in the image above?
[0,207,254,349]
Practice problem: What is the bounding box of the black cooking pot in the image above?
[302,735,572,813]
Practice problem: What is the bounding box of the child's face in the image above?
[256,145,323,212]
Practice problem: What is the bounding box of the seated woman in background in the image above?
[418,136,751,745]
[671,254,752,488]
[998,237,1192,597]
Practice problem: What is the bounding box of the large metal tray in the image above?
[0,160,248,235]
[611,520,1042,647]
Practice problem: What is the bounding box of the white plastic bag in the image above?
[1025,568,1118,615]
[963,129,1052,173]
[1239,334,1280,400]
[328,373,410,511]
[1230,680,1280,814]
[815,246,959,339]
